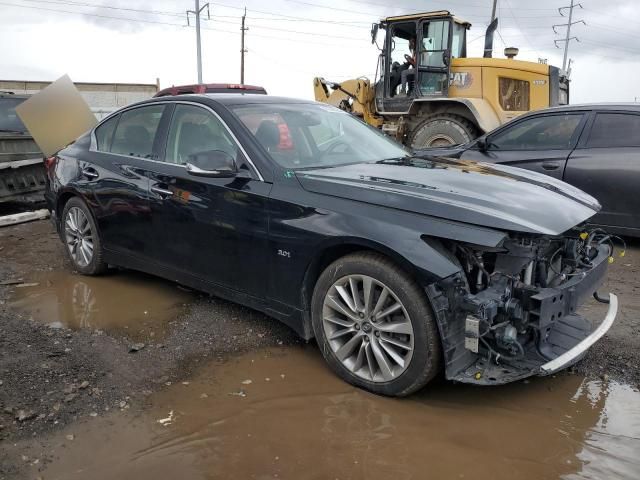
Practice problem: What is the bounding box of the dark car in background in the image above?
[44,94,617,396]
[421,104,640,237]
[0,92,46,203]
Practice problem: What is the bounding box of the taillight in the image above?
[44,155,57,175]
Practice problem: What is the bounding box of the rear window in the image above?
[587,113,640,148]
[0,97,29,133]
[499,78,530,111]
[95,114,118,151]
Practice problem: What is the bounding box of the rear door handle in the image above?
[151,185,174,197]
[81,167,99,179]
[542,162,560,171]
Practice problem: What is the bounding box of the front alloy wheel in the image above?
[322,275,414,382]
[312,252,442,397]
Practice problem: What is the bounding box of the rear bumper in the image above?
[540,293,617,374]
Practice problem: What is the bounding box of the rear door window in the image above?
[489,114,583,150]
[586,113,640,148]
[110,105,165,159]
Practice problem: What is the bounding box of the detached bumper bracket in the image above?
[540,293,618,374]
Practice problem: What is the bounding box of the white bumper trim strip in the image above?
[541,293,618,374]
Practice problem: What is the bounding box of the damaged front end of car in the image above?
[427,229,620,385]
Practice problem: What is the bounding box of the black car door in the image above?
[564,111,640,233]
[84,104,167,261]
[460,112,588,179]
[146,102,271,296]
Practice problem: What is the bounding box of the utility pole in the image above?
[187,0,210,83]
[553,0,585,72]
[490,0,498,22]
[240,8,248,84]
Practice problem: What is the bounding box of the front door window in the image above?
[489,114,584,150]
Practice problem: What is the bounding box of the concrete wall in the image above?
[0,79,160,111]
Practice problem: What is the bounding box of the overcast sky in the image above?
[1,0,640,103]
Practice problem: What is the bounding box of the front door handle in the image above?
[151,185,174,197]
[541,162,560,171]
[81,167,99,179]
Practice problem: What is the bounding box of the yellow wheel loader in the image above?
[314,11,569,148]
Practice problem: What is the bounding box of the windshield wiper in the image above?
[376,156,411,165]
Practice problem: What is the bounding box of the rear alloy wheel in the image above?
[61,197,106,275]
[312,252,442,397]
[408,114,476,149]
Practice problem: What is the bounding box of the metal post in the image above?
[554,1,584,73]
[561,0,574,72]
[240,8,248,84]
[490,0,498,22]
[187,1,210,83]
[195,0,202,83]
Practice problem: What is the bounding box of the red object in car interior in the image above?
[277,123,294,150]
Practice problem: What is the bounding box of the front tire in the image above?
[311,252,442,396]
[408,113,477,149]
[61,197,106,275]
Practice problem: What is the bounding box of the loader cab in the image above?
[374,11,470,112]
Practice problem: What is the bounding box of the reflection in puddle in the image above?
[36,346,640,480]
[7,270,195,340]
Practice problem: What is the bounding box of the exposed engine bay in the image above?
[430,229,623,385]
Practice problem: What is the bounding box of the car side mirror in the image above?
[476,138,488,152]
[185,150,237,178]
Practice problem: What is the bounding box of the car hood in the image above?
[296,157,600,235]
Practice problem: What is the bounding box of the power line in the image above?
[2,1,371,47]
[501,0,541,57]
[209,17,363,40]
[207,1,373,26]
[2,1,192,27]
[19,0,186,17]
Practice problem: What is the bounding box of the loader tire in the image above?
[408,114,477,149]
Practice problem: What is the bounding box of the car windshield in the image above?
[230,103,410,169]
[0,97,29,133]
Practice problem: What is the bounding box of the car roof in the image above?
[535,103,640,113]
[142,93,316,107]
[203,94,315,106]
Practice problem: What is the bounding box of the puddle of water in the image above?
[32,346,640,480]
[7,270,195,341]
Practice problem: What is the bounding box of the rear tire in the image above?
[61,197,106,276]
[408,113,477,149]
[311,252,442,397]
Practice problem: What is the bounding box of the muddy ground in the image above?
[1,219,639,479]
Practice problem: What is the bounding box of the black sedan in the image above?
[421,103,640,237]
[45,94,618,396]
